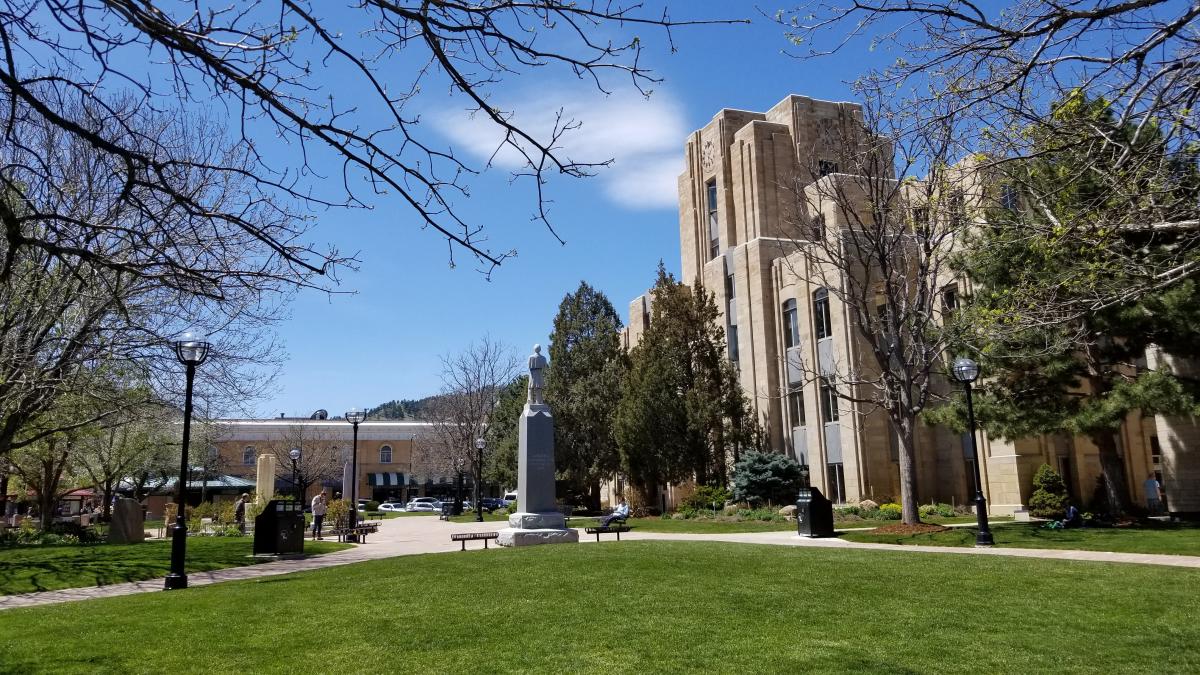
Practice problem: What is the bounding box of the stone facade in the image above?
[622,94,1198,515]
[211,419,456,506]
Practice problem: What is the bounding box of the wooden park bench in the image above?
[584,524,631,542]
[330,522,379,543]
[451,531,499,550]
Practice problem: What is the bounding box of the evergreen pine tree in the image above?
[545,281,626,509]
[947,92,1200,514]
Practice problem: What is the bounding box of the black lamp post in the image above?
[474,437,486,522]
[952,357,994,547]
[165,331,210,591]
[344,409,365,539]
[289,447,302,502]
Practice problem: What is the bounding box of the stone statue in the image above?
[527,344,547,405]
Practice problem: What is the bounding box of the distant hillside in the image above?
[367,396,441,420]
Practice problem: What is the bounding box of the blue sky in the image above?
[260,4,875,417]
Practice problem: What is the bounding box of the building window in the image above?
[813,288,832,340]
[999,184,1018,211]
[912,207,930,227]
[949,189,966,226]
[242,446,255,465]
[818,160,839,177]
[725,271,735,299]
[819,379,839,422]
[788,386,806,427]
[810,213,826,240]
[826,463,846,503]
[380,445,393,464]
[1151,437,1162,465]
[782,299,799,349]
[707,180,719,260]
[728,324,740,363]
[942,285,959,312]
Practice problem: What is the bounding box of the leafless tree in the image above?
[263,424,343,504]
[0,96,300,465]
[783,1,1200,320]
[774,97,977,524]
[420,338,519,512]
[1,1,741,278]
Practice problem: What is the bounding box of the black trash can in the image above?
[253,500,305,555]
[796,487,835,538]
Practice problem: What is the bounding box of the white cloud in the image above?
[433,89,686,210]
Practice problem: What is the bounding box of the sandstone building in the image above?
[623,94,1197,515]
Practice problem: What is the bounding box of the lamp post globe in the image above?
[952,356,994,547]
[165,331,211,591]
[474,437,486,522]
[289,447,302,502]
[952,357,980,384]
[344,409,366,539]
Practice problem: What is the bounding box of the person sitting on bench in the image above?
[600,498,630,527]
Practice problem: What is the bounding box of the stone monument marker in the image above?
[256,453,277,504]
[108,497,145,544]
[497,345,579,547]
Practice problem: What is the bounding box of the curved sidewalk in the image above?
[4,516,1198,611]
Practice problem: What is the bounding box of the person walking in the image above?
[234,493,249,534]
[1144,474,1164,514]
[311,490,328,540]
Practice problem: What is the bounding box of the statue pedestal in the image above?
[496,401,578,548]
[497,511,579,547]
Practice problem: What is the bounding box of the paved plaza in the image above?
[3,516,1198,611]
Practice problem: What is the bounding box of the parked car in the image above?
[480,497,506,512]
[405,497,442,512]
[378,502,406,512]
[502,491,518,505]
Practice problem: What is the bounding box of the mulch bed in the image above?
[868,523,952,535]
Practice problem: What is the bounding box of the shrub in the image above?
[919,503,956,518]
[366,500,380,512]
[732,451,804,507]
[681,484,732,512]
[326,499,351,526]
[506,500,520,515]
[878,503,902,520]
[1029,464,1069,518]
[858,499,879,511]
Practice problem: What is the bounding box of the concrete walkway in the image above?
[3,516,1198,611]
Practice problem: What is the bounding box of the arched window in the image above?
[379,444,393,463]
[242,446,255,465]
[813,288,832,340]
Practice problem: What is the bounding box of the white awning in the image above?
[367,472,403,487]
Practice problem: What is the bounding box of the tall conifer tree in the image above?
[546,282,626,509]
[615,264,756,506]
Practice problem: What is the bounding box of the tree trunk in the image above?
[896,417,921,524]
[103,478,115,520]
[1092,432,1130,516]
[588,480,601,512]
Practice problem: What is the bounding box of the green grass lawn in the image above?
[0,538,351,596]
[2,541,1198,673]
[604,514,1013,534]
[842,520,1200,555]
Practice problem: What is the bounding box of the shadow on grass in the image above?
[841,519,1200,555]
